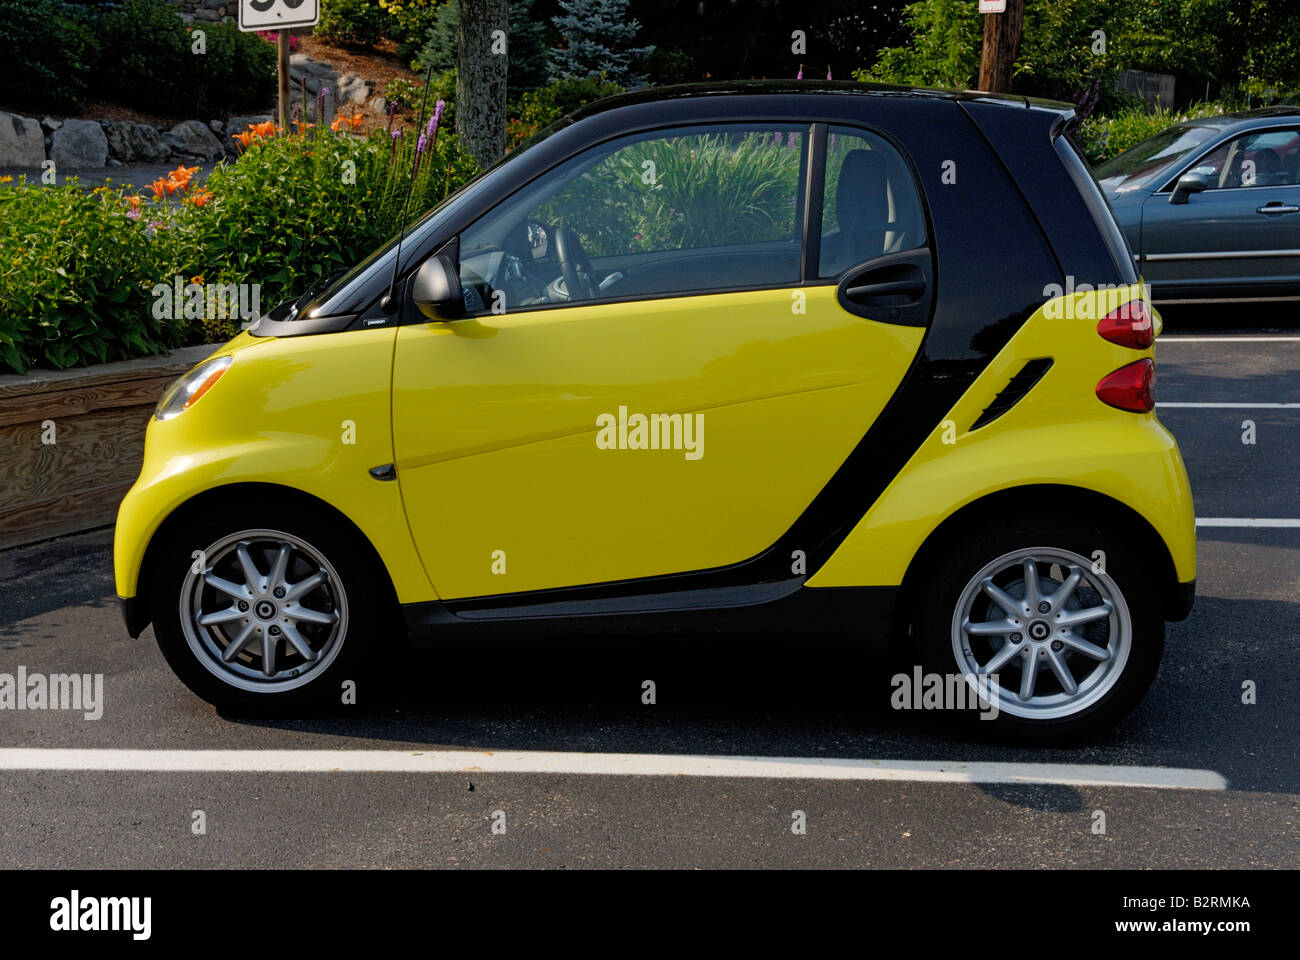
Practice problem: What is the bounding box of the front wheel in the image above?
[150,507,392,714]
[913,522,1164,743]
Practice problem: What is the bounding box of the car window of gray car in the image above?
[1094,124,1220,195]
[1175,128,1300,189]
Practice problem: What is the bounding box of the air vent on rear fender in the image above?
[970,358,1054,431]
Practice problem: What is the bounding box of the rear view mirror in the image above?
[1170,173,1210,205]
[410,253,466,321]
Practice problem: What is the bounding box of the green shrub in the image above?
[1079,101,1228,166]
[0,125,478,371]
[0,0,100,112]
[191,22,277,115]
[377,0,442,64]
[92,0,274,116]
[0,180,190,372]
[315,0,388,46]
[96,0,191,113]
[508,76,624,146]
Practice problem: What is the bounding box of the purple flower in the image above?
[126,208,141,220]
[417,133,427,154]
[786,131,797,148]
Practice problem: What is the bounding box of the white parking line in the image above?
[0,748,1228,790]
[1159,402,1300,408]
[1160,336,1300,342]
[1196,518,1300,528]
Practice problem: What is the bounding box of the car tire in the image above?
[149,503,396,714]
[911,518,1164,744]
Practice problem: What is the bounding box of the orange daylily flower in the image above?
[148,177,176,200]
[231,121,282,153]
[330,112,364,133]
[186,188,213,208]
[166,165,200,193]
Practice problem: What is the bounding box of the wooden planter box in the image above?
[0,345,218,550]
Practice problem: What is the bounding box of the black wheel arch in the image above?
[124,482,401,639]
[893,484,1189,646]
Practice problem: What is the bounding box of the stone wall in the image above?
[0,112,274,169]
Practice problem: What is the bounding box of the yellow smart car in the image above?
[114,82,1196,741]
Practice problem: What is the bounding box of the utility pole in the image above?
[978,0,1024,94]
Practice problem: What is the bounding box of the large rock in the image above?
[337,73,373,104]
[103,121,168,164]
[0,112,46,167]
[338,72,374,104]
[289,54,338,96]
[51,119,108,168]
[163,119,225,161]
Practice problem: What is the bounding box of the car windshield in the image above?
[302,117,574,318]
[1094,124,1221,194]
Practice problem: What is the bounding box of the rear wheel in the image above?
[150,506,393,713]
[913,521,1164,743]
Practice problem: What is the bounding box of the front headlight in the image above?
[154,356,233,421]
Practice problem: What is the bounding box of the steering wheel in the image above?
[553,225,599,301]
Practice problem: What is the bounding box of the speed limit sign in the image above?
[238,0,319,31]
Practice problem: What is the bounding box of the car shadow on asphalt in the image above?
[212,592,1300,796]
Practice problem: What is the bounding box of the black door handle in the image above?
[844,278,926,303]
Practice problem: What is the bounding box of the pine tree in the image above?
[549,0,655,88]
[417,0,549,92]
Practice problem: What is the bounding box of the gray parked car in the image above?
[1096,106,1300,303]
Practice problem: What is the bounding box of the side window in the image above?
[819,126,926,278]
[1184,129,1300,189]
[457,124,807,313]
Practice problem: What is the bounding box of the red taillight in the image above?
[1097,299,1155,349]
[1096,359,1155,412]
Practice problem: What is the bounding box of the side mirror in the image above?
[410,253,465,321]
[1170,173,1210,205]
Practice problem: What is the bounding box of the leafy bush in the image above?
[191,23,278,115]
[0,0,100,112]
[1078,101,1228,166]
[0,180,189,372]
[315,0,388,46]
[377,0,442,63]
[507,75,623,146]
[384,77,420,111]
[92,0,274,115]
[0,125,478,371]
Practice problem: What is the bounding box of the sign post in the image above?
[237,0,321,132]
[978,0,1023,93]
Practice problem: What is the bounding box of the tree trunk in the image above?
[978,0,1024,94]
[457,0,509,167]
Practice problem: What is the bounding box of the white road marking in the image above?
[1196,518,1300,528]
[0,748,1227,790]
[1159,336,1300,343]
[1159,402,1300,408]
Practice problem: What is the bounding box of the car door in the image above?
[1140,125,1300,299]
[390,122,930,600]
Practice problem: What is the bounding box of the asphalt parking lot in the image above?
[1,321,1297,869]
